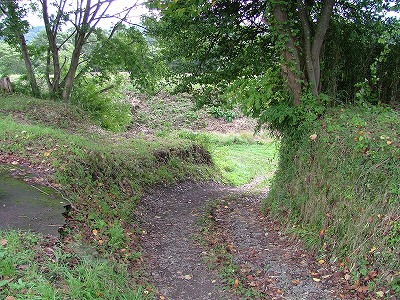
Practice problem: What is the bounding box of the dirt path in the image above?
[138,182,348,300]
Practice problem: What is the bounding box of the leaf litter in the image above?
[137,182,351,299]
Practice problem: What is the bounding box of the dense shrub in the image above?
[71,75,132,132]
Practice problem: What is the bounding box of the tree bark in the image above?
[298,0,335,96]
[18,33,41,97]
[272,4,302,106]
[42,0,62,97]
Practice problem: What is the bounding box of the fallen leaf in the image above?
[356,286,369,293]
[292,279,300,285]
[43,151,51,157]
[233,278,239,288]
[319,229,325,238]
[318,259,325,265]
[249,281,257,287]
[98,240,103,245]
[92,229,98,235]
[312,278,321,282]
[309,133,317,140]
[11,161,18,165]
[183,274,192,280]
[376,291,384,298]
[0,239,8,246]
[386,140,392,145]
[344,274,351,281]
[276,289,283,294]
[369,246,377,253]
[367,270,377,278]
[160,296,166,300]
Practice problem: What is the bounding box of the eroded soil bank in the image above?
[137,182,347,300]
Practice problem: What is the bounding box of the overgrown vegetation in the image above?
[265,105,400,297]
[0,230,147,299]
[0,93,215,298]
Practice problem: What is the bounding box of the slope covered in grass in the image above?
[0,93,215,298]
[266,105,399,296]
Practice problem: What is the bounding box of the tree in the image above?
[146,0,399,128]
[39,0,141,100]
[2,0,144,100]
[0,0,41,97]
[0,41,26,75]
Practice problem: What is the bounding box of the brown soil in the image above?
[137,182,349,300]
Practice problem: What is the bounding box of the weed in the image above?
[265,105,400,296]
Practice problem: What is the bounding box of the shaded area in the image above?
[0,168,65,236]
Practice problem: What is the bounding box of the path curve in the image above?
[137,182,347,300]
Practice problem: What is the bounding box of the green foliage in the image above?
[71,74,132,131]
[206,105,236,122]
[265,105,400,294]
[324,7,400,105]
[0,41,25,76]
[0,230,151,299]
[90,26,166,94]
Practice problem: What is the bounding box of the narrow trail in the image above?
[137,182,347,300]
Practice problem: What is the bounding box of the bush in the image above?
[71,75,132,132]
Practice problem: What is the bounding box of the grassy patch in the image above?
[0,93,215,298]
[266,105,399,297]
[179,131,280,187]
[0,230,149,299]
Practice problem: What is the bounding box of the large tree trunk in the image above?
[18,34,41,97]
[62,34,86,101]
[298,0,335,97]
[272,4,302,106]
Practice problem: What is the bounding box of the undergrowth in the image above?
[265,105,399,298]
[0,93,215,298]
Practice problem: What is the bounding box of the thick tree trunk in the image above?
[62,35,85,101]
[272,4,302,106]
[18,34,41,97]
[298,0,335,96]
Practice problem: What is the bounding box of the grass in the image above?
[0,93,216,298]
[178,131,280,187]
[266,105,400,297]
[0,230,149,299]
[0,91,279,298]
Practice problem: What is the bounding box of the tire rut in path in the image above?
[138,182,346,300]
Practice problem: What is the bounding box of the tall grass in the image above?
[265,105,399,294]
